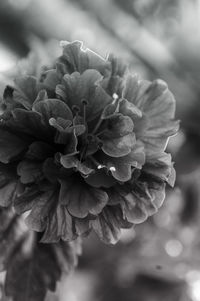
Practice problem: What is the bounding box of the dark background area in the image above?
[1,0,200,300]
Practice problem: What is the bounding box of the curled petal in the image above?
[60,155,94,176]
[33,99,73,125]
[98,145,145,182]
[102,133,136,157]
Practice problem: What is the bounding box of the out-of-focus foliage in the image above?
[1,0,200,300]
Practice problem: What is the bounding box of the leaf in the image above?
[5,235,81,301]
[59,179,108,218]
[0,129,28,163]
[0,205,81,301]
[5,240,61,301]
[0,204,81,301]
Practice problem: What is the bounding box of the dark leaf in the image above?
[5,234,81,301]
[0,207,81,301]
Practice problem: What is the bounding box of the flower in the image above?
[0,41,179,244]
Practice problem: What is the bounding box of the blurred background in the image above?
[1,0,200,300]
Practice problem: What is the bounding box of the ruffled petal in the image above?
[91,206,131,244]
[33,99,73,124]
[98,144,145,182]
[58,40,110,75]
[60,155,94,176]
[17,160,43,184]
[123,76,179,154]
[59,179,108,218]
[40,206,76,243]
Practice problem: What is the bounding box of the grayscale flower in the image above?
[0,41,179,244]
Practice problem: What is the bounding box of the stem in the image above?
[92,118,103,135]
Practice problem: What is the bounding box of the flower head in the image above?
[0,41,179,244]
